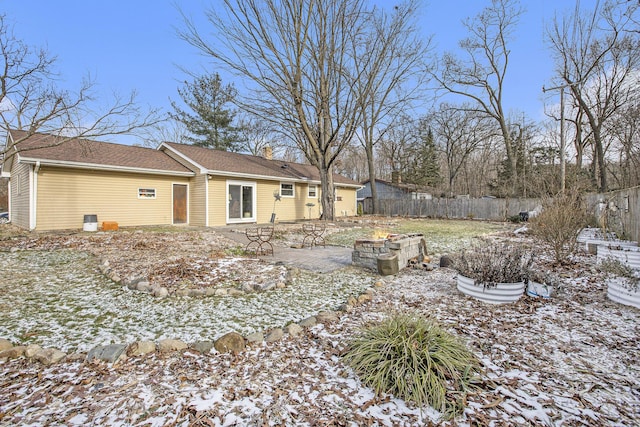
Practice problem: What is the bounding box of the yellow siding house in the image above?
[1,130,361,231]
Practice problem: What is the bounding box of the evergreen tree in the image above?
[404,125,441,187]
[170,73,240,150]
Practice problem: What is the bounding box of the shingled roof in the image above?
[6,130,194,176]
[161,142,360,186]
[2,130,360,185]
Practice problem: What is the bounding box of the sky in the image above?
[1,0,599,145]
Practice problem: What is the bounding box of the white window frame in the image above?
[227,180,257,223]
[280,182,295,198]
[308,184,317,198]
[138,188,157,199]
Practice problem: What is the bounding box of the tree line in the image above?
[1,0,639,219]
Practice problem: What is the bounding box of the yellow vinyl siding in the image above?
[260,180,312,222]
[205,174,358,225]
[206,175,228,226]
[10,162,31,229]
[35,166,189,230]
[189,174,207,226]
[335,186,357,217]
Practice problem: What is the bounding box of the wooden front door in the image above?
[173,184,187,224]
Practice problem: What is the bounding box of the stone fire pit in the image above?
[352,233,427,272]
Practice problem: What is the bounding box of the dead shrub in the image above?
[529,192,589,265]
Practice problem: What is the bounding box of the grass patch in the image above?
[328,219,513,253]
[343,313,480,419]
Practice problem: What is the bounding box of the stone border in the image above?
[98,257,295,298]
[0,282,384,366]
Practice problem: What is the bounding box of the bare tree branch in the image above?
[0,13,165,163]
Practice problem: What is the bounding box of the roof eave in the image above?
[207,169,306,182]
[19,157,195,177]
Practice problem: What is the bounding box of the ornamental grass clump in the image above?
[343,314,480,419]
[450,241,533,288]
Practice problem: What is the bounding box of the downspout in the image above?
[7,180,11,222]
[29,161,40,230]
[205,175,210,227]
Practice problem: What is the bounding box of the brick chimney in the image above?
[391,170,401,184]
[262,146,273,160]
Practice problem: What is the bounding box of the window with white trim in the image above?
[308,184,317,198]
[138,188,156,199]
[280,183,294,197]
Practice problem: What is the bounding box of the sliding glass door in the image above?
[227,181,256,223]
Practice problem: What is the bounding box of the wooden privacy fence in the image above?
[363,197,541,221]
[585,186,640,243]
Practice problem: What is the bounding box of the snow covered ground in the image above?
[0,225,639,426]
[0,250,375,352]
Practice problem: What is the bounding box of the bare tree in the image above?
[179,0,375,220]
[334,142,368,183]
[353,0,430,214]
[429,0,524,196]
[428,104,496,197]
[0,14,163,160]
[376,113,418,181]
[235,113,281,157]
[139,119,189,148]
[547,0,640,192]
[607,96,640,187]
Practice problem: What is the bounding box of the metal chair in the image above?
[245,226,274,256]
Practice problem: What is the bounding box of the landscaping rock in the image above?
[439,255,452,268]
[227,288,245,297]
[24,344,43,358]
[205,288,217,297]
[214,288,228,296]
[188,289,205,297]
[285,323,303,337]
[33,348,66,365]
[357,293,372,304]
[65,352,87,363]
[87,344,128,363]
[245,332,264,343]
[191,341,215,354]
[265,328,284,342]
[338,303,353,312]
[261,283,276,291]
[298,316,317,328]
[214,332,245,354]
[0,338,12,352]
[158,339,188,352]
[316,311,339,323]
[153,287,169,298]
[0,345,26,359]
[128,341,156,356]
[175,289,190,297]
[136,281,151,292]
